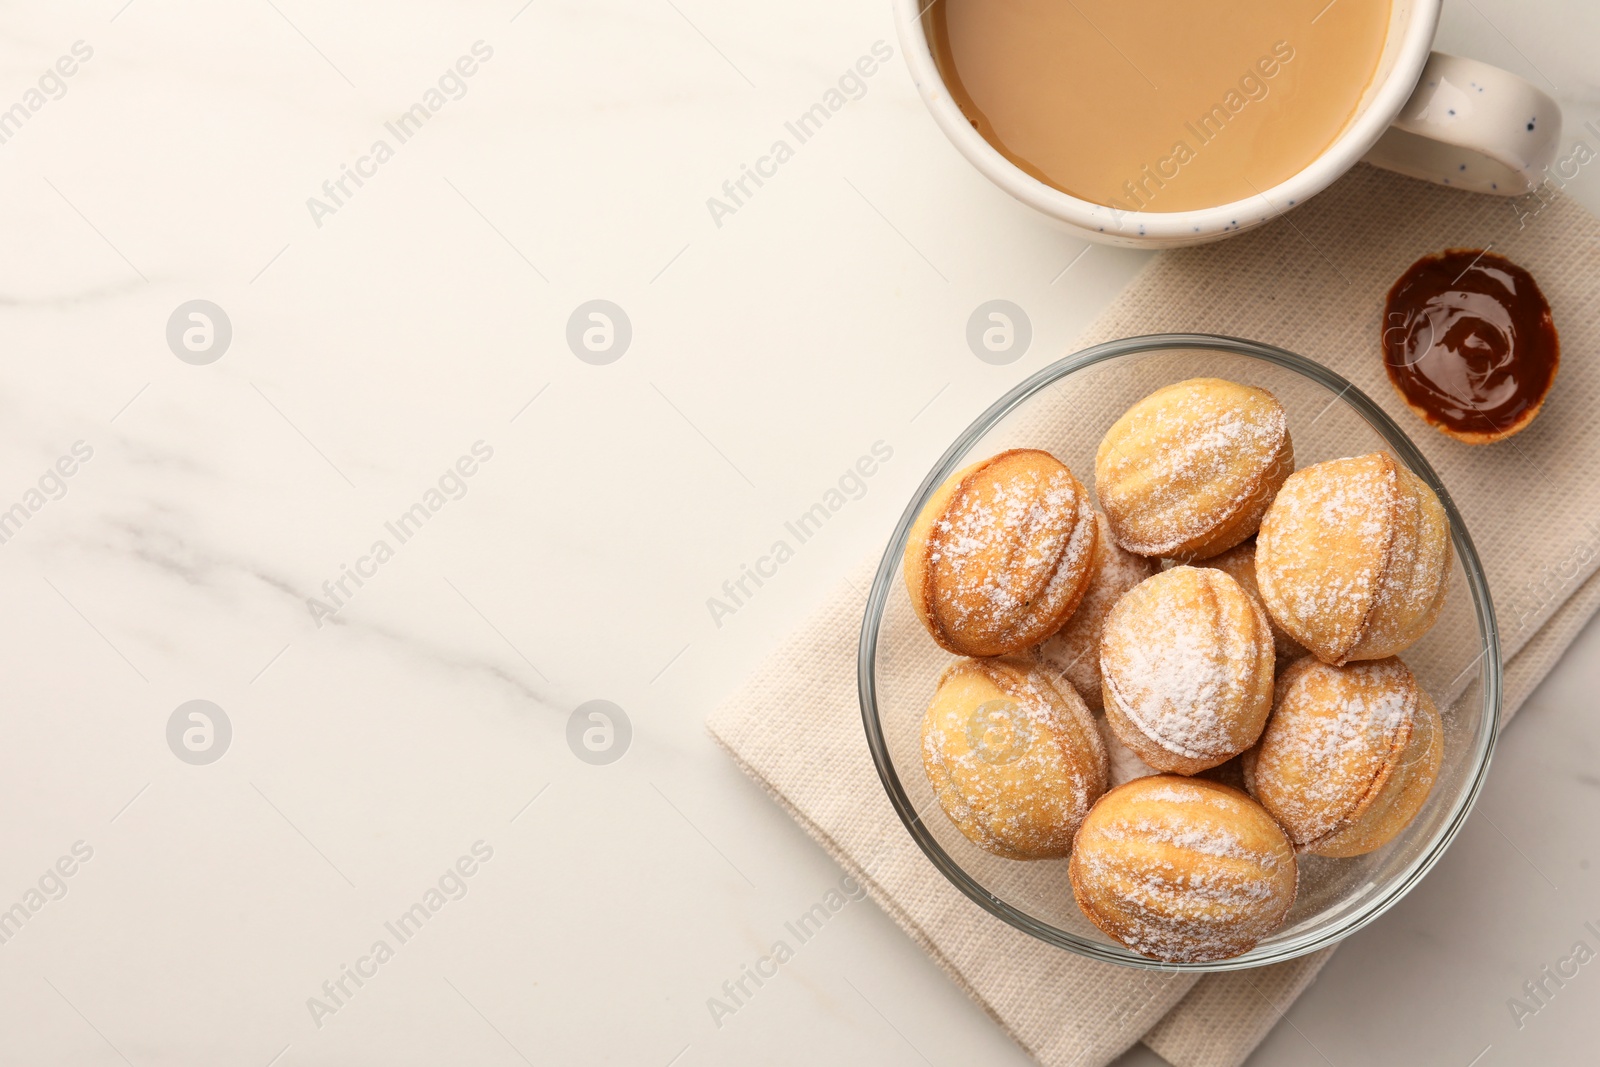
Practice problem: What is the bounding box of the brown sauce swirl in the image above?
[1382,249,1558,443]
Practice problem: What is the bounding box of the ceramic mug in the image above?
[897,1,1562,248]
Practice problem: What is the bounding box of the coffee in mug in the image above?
[929,0,1392,213]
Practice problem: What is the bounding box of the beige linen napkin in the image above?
[707,165,1600,1067]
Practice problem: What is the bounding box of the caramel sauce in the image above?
[1382,249,1558,442]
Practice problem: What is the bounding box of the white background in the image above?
[0,1,1596,1064]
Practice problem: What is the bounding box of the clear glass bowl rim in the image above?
[856,332,1502,972]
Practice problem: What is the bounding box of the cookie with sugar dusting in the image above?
[1095,378,1293,560]
[1196,537,1307,664]
[1069,775,1297,963]
[904,449,1098,657]
[1242,656,1442,857]
[1036,512,1159,712]
[1099,566,1276,775]
[921,656,1108,860]
[1256,452,1451,665]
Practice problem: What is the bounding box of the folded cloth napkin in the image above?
[707,164,1600,1067]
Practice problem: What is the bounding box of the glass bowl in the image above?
[857,334,1500,971]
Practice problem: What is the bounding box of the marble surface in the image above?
[1,1,1596,1064]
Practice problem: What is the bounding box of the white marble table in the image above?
[1,1,1596,1064]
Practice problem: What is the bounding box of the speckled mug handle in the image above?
[1364,52,1561,196]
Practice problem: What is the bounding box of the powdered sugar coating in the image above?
[1037,512,1159,711]
[1098,716,1162,786]
[907,450,1099,657]
[922,657,1109,859]
[1096,379,1292,559]
[1197,538,1307,662]
[1069,776,1297,962]
[1244,656,1443,856]
[1257,453,1451,664]
[1363,465,1452,656]
[1099,567,1276,774]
